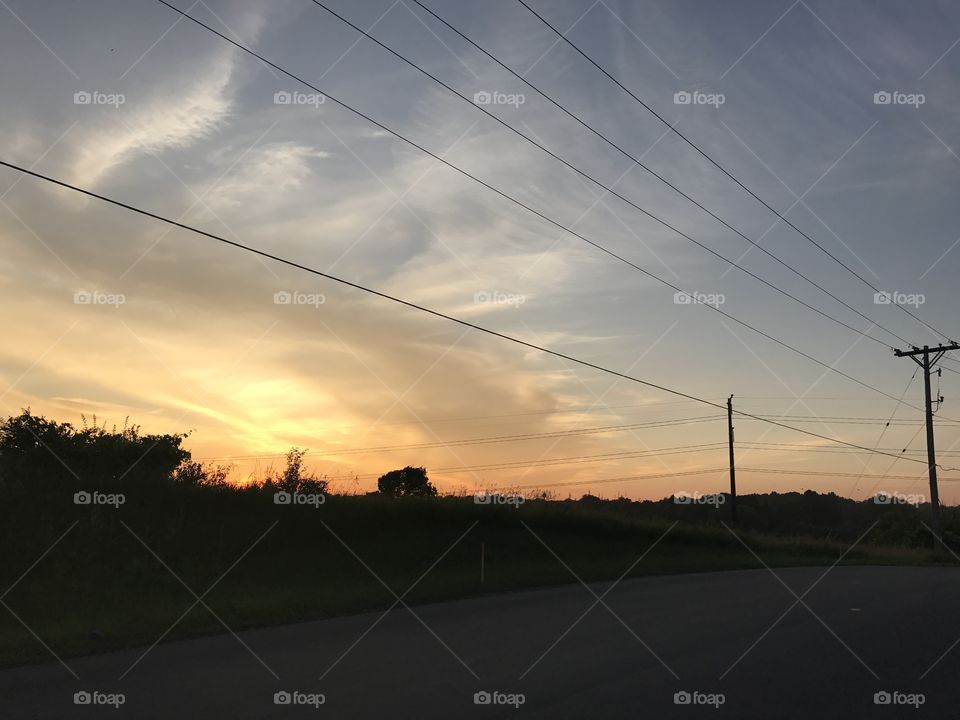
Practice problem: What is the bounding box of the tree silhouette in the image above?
[377,466,436,497]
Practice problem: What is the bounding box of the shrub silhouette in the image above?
[377,466,436,497]
[262,447,328,495]
[0,409,189,493]
[173,460,230,487]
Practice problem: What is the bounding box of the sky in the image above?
[2,0,960,501]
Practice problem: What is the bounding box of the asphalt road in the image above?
[2,566,959,719]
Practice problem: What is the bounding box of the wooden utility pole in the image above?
[727,394,737,523]
[893,343,960,540]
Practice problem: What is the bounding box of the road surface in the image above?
[2,566,959,718]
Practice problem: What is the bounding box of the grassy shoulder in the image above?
[0,488,945,668]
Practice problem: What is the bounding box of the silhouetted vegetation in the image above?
[377,466,437,497]
[0,410,189,494]
[0,410,955,668]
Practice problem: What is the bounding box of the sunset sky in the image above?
[2,0,960,501]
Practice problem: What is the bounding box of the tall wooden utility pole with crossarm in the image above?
[727,395,737,523]
[893,343,960,540]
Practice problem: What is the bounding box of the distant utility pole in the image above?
[893,343,960,540]
[727,394,737,523]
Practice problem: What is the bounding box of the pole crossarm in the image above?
[894,343,960,360]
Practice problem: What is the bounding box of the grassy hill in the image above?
[0,486,944,668]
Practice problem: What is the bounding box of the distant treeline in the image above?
[0,410,951,547]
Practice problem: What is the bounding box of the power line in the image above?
[479,466,960,494]
[0,159,934,466]
[195,414,725,461]
[738,442,960,456]
[739,467,960,483]
[406,0,915,350]
[513,0,955,344]
[847,368,919,494]
[144,1,926,409]
[351,441,727,477]
[369,398,711,427]
[309,0,904,350]
[489,467,728,491]
[744,417,928,426]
